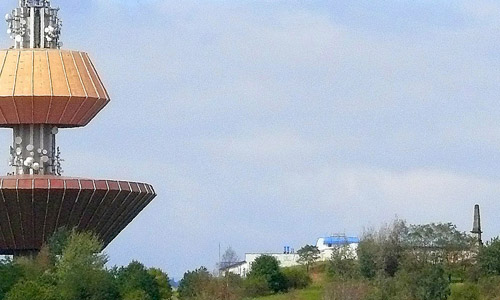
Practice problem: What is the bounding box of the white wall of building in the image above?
[245,253,300,269]
[223,235,360,277]
[316,237,359,261]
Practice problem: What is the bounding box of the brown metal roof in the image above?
[0,49,110,127]
[0,175,155,254]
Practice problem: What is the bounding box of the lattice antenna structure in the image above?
[6,0,62,49]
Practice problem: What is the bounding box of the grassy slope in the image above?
[252,285,322,300]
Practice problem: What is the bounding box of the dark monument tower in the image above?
[0,0,156,256]
[471,204,483,246]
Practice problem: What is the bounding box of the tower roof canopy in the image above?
[0,49,109,127]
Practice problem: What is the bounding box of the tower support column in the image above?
[10,124,59,175]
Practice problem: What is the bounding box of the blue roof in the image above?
[323,236,360,245]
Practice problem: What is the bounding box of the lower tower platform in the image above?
[0,176,156,255]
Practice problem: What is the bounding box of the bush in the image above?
[323,280,372,300]
[449,283,479,300]
[282,267,311,290]
[178,267,213,300]
[479,238,500,276]
[243,276,270,298]
[0,260,24,299]
[115,261,160,300]
[478,276,500,300]
[5,280,60,300]
[247,255,288,293]
[123,289,152,300]
[328,246,360,280]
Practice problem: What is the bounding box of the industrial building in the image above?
[222,235,360,277]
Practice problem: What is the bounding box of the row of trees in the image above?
[0,229,173,300]
[322,220,500,300]
[177,220,500,300]
[177,255,312,299]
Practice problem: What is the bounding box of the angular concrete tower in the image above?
[471,204,482,246]
[0,0,156,255]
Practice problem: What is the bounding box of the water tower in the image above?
[0,0,156,255]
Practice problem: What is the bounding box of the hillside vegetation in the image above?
[178,220,500,300]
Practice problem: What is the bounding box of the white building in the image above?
[315,235,360,260]
[221,253,299,277]
[221,235,360,277]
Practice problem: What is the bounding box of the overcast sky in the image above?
[1,0,500,279]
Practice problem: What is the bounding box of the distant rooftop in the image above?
[321,236,360,245]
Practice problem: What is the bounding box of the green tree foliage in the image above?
[478,276,500,300]
[56,231,119,300]
[0,259,24,300]
[48,227,71,264]
[4,281,60,300]
[413,264,451,300]
[297,245,320,272]
[357,237,379,279]
[178,267,213,300]
[242,276,270,298]
[406,222,476,276]
[123,289,152,300]
[449,283,480,300]
[328,245,359,279]
[282,267,311,290]
[247,255,288,293]
[381,219,407,277]
[148,268,173,300]
[478,238,500,276]
[115,261,160,300]
[0,230,177,300]
[177,268,243,300]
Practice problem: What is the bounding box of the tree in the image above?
[282,267,311,289]
[479,238,500,276]
[414,264,451,300]
[405,223,475,265]
[297,245,320,272]
[357,236,379,279]
[243,276,270,298]
[219,247,239,270]
[380,219,407,277]
[328,245,359,279]
[55,231,119,300]
[247,255,287,293]
[4,281,60,300]
[148,268,173,300]
[123,289,152,300]
[178,267,213,300]
[115,261,161,300]
[48,227,71,264]
[0,259,24,299]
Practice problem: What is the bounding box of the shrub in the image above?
[247,255,288,293]
[5,280,60,300]
[323,280,372,300]
[178,267,213,300]
[282,267,311,290]
[478,276,500,300]
[123,289,152,300]
[449,283,479,300]
[115,261,160,300]
[243,276,270,298]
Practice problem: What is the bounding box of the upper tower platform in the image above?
[0,49,109,127]
[0,0,109,128]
